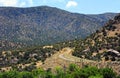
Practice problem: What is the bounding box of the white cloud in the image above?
[0,0,34,7]
[19,2,26,7]
[66,0,78,8]
[29,0,33,5]
[0,0,18,6]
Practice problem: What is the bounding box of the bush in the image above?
[101,68,116,78]
[0,64,117,78]
[20,72,33,78]
[1,70,19,78]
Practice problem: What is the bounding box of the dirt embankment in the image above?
[41,47,120,75]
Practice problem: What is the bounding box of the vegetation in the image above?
[0,45,57,68]
[0,8,119,76]
[72,14,120,61]
[0,7,116,51]
[0,64,119,78]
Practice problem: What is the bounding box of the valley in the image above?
[0,46,120,75]
[0,6,117,51]
[0,6,120,78]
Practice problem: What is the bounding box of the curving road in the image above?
[58,47,95,63]
[59,54,75,62]
[42,47,120,75]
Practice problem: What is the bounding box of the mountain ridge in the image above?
[72,13,120,61]
[0,6,117,51]
[0,8,119,74]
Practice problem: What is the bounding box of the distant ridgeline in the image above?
[72,14,120,61]
[0,6,117,51]
[0,13,119,73]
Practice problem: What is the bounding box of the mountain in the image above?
[0,6,117,50]
[72,14,120,61]
[0,12,119,73]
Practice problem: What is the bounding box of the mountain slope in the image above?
[0,6,117,49]
[72,14,120,61]
[0,13,119,73]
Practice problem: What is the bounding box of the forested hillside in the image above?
[72,14,120,61]
[0,6,116,51]
[0,11,120,76]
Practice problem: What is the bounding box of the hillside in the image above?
[72,14,120,61]
[0,13,120,74]
[0,6,116,50]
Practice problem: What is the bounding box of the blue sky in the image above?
[0,0,120,14]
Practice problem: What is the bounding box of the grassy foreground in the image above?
[0,64,120,78]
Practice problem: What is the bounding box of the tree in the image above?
[89,74,103,78]
[101,68,116,78]
[1,70,19,78]
[20,71,33,78]
[68,64,79,72]
[55,67,65,78]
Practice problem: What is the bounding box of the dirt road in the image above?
[58,47,95,63]
[41,47,120,74]
[41,47,95,70]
